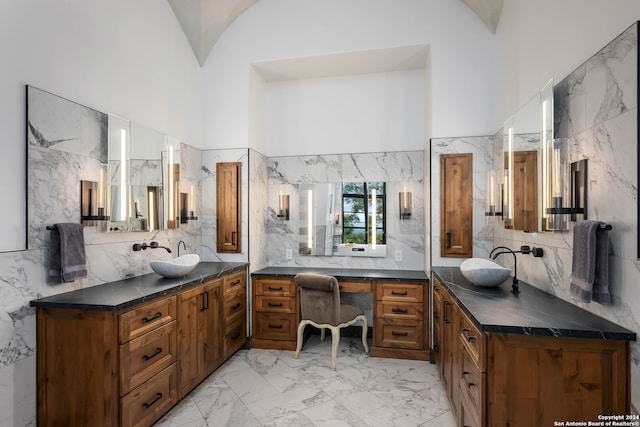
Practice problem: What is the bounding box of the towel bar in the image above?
[46,225,58,231]
[598,224,612,230]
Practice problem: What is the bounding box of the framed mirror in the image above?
[298,182,387,257]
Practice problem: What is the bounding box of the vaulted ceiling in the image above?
[168,0,504,66]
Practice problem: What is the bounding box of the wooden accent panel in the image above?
[511,150,538,231]
[120,364,177,427]
[36,308,119,427]
[119,296,176,344]
[120,321,177,396]
[440,153,473,257]
[487,333,630,426]
[216,162,241,253]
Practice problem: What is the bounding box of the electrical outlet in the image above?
[285,248,293,260]
[394,250,402,262]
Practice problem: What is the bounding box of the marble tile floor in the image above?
[156,336,456,427]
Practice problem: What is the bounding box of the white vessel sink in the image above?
[150,254,200,278]
[460,258,511,287]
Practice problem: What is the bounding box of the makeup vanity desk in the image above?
[250,267,429,360]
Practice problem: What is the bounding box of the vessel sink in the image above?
[460,258,511,287]
[150,254,200,278]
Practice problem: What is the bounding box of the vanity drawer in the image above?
[377,283,424,303]
[120,363,177,427]
[224,290,246,324]
[374,318,424,349]
[120,321,177,396]
[254,295,297,313]
[223,317,246,359]
[254,312,297,341]
[458,382,482,427]
[459,311,485,368]
[223,270,246,295]
[254,278,296,296]
[459,335,484,413]
[376,300,423,320]
[120,296,176,343]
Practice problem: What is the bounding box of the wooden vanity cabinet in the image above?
[252,277,299,350]
[176,279,222,400]
[372,281,429,360]
[440,153,472,258]
[222,269,247,359]
[35,267,248,427]
[433,276,631,427]
[251,275,429,360]
[216,162,241,253]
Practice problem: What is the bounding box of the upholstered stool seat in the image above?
[294,273,369,370]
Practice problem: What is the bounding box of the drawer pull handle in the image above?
[434,285,439,291]
[434,344,440,353]
[462,328,476,342]
[231,332,241,340]
[391,291,408,296]
[434,311,439,320]
[462,371,475,389]
[268,302,283,307]
[231,279,241,287]
[142,312,162,323]
[268,286,283,291]
[142,347,163,361]
[443,301,451,324]
[231,302,242,310]
[392,308,408,314]
[391,331,408,337]
[268,324,283,329]
[143,393,163,409]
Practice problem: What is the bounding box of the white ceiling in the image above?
[168,0,503,67]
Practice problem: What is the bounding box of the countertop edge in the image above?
[30,262,249,312]
[432,268,636,342]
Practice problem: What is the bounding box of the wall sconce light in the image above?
[80,164,110,227]
[277,191,290,220]
[484,170,503,217]
[399,187,412,220]
[542,138,587,231]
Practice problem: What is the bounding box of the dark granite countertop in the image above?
[30,262,249,312]
[432,266,636,341]
[251,266,428,282]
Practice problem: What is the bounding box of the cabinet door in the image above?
[440,153,472,258]
[441,287,459,417]
[201,280,222,375]
[176,286,202,399]
[216,162,241,253]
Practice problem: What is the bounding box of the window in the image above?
[342,182,386,244]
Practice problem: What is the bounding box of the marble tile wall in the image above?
[248,149,269,273]
[430,136,495,267]
[266,151,426,271]
[493,22,640,412]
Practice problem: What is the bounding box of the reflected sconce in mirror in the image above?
[147,186,159,231]
[484,170,503,218]
[399,187,412,220]
[278,191,290,220]
[542,138,587,231]
[81,165,110,227]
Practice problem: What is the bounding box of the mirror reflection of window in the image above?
[342,182,386,245]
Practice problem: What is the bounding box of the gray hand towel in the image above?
[570,220,610,304]
[48,223,87,283]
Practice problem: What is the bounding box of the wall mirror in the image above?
[298,182,387,257]
[27,86,193,234]
[503,79,553,232]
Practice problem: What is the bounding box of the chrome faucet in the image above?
[177,240,186,257]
